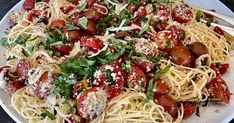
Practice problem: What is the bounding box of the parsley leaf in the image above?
[166,39,171,46]
[78,17,88,28]
[146,79,157,101]
[206,18,213,27]
[196,10,203,22]
[40,110,56,120]
[154,65,171,79]
[138,24,149,36]
[77,1,87,12]
[66,21,78,30]
[61,58,97,80]
[157,0,169,3]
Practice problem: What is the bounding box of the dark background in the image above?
[0,0,233,123]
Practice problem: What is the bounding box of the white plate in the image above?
[0,1,233,123]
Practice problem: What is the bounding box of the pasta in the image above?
[0,0,233,123]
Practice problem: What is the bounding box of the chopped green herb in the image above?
[209,98,223,102]
[97,15,112,28]
[22,48,30,57]
[77,1,87,12]
[78,17,88,28]
[40,110,56,120]
[154,65,171,79]
[146,79,157,101]
[0,37,9,46]
[66,21,78,30]
[206,18,213,27]
[157,0,169,3]
[196,10,203,22]
[166,39,171,46]
[138,24,149,36]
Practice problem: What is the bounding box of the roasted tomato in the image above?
[155,95,178,118]
[153,21,168,32]
[172,6,193,23]
[23,0,35,10]
[34,71,55,98]
[61,5,75,14]
[133,58,155,72]
[136,6,147,18]
[15,59,30,77]
[115,31,131,39]
[27,10,47,22]
[77,87,107,119]
[67,30,82,43]
[156,4,170,21]
[188,42,208,57]
[72,80,90,99]
[127,3,136,14]
[87,0,96,7]
[67,0,79,5]
[152,30,178,50]
[85,20,97,35]
[70,12,84,24]
[127,66,147,91]
[84,4,108,22]
[213,26,224,35]
[206,77,230,104]
[93,64,125,100]
[182,102,197,118]
[210,63,229,76]
[169,25,185,41]
[168,44,195,67]
[155,79,170,95]
[0,66,26,92]
[109,57,124,67]
[134,39,158,56]
[80,37,104,53]
[51,45,73,56]
[50,19,66,28]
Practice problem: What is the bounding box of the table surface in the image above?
[0,0,234,123]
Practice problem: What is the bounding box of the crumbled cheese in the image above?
[81,89,107,119]
[0,70,7,89]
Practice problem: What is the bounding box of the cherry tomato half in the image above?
[172,6,193,23]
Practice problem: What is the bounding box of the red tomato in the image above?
[80,37,104,53]
[67,30,82,43]
[109,57,124,67]
[206,77,230,104]
[213,26,224,35]
[72,80,90,99]
[156,4,170,21]
[34,71,55,98]
[15,59,30,77]
[172,6,193,23]
[115,31,131,39]
[168,44,195,67]
[84,7,106,22]
[42,0,50,3]
[77,87,107,119]
[93,64,125,100]
[50,19,66,28]
[85,20,97,35]
[210,63,229,76]
[188,42,208,57]
[67,0,79,5]
[7,79,26,92]
[27,10,44,21]
[155,95,178,118]
[182,102,197,118]
[23,0,35,10]
[127,3,136,14]
[127,66,147,91]
[70,12,84,24]
[61,5,75,14]
[130,20,142,33]
[169,25,185,41]
[152,30,178,50]
[87,0,96,7]
[0,66,11,73]
[51,45,73,56]
[133,58,155,72]
[153,21,168,32]
[134,39,158,56]
[136,6,147,18]
[155,79,170,95]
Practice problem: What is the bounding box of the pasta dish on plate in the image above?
[0,0,233,122]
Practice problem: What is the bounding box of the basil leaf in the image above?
[157,0,169,3]
[41,110,56,120]
[0,37,9,46]
[146,79,157,101]
[196,10,203,22]
[66,21,78,30]
[138,24,149,36]
[206,18,213,27]
[209,98,223,102]
[154,66,171,79]
[166,39,171,46]
[78,17,88,28]
[78,1,87,12]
